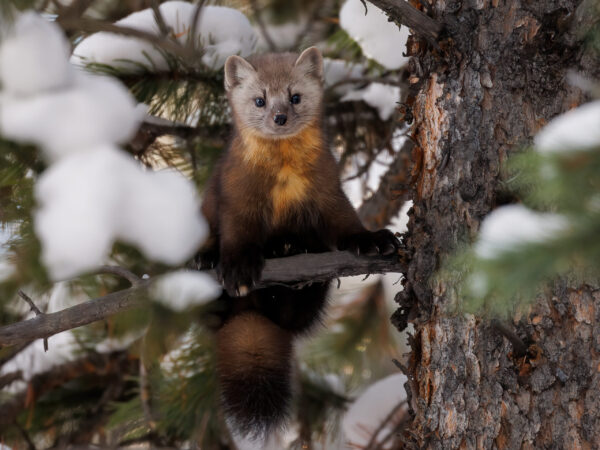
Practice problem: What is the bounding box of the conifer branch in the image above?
[0,251,406,348]
[57,17,199,61]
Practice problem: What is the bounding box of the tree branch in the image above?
[57,17,199,61]
[358,137,413,229]
[0,251,406,348]
[96,265,141,286]
[0,351,135,427]
[249,0,278,51]
[368,0,442,43]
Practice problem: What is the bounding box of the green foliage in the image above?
[443,144,600,315]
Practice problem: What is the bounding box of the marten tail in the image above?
[216,311,294,438]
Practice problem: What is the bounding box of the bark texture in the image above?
[393,0,600,448]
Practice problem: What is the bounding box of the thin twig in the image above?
[150,0,171,37]
[18,290,48,351]
[291,0,324,50]
[96,265,141,286]
[250,0,278,51]
[326,77,401,95]
[188,0,208,52]
[14,420,37,450]
[18,290,43,316]
[365,400,408,450]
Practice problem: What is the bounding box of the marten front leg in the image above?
[324,189,400,256]
[217,210,265,297]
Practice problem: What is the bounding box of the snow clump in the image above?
[0,73,142,161]
[34,147,207,280]
[151,270,221,312]
[71,2,257,72]
[323,58,365,95]
[474,204,569,259]
[0,12,74,95]
[0,12,208,280]
[342,82,400,120]
[534,100,600,153]
[339,0,410,70]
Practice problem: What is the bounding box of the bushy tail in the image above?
[215,311,294,438]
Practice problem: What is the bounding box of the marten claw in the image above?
[218,250,264,297]
[339,229,400,257]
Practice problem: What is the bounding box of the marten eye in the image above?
[290,94,301,105]
[255,97,266,107]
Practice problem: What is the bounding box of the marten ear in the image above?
[294,46,323,81]
[224,55,256,91]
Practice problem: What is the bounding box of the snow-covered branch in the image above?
[0,250,406,348]
[58,17,199,61]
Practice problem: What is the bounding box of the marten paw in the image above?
[218,249,264,297]
[338,230,400,256]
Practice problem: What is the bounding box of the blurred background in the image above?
[0,0,414,448]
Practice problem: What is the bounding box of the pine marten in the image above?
[199,47,399,438]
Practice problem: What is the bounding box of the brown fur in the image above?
[199,47,399,438]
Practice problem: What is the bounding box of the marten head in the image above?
[224,47,323,139]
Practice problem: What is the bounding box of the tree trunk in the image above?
[393,0,600,448]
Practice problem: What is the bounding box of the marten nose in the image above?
[274,114,287,126]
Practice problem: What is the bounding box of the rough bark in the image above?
[393,0,600,448]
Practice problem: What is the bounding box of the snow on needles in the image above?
[474,205,569,259]
[71,2,257,72]
[35,147,207,280]
[151,270,221,312]
[0,13,208,280]
[340,0,410,70]
[1,73,142,161]
[534,100,600,153]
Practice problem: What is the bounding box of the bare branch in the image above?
[188,0,208,52]
[0,251,406,348]
[325,76,402,96]
[249,0,278,51]
[358,138,413,229]
[96,265,141,286]
[368,0,442,43]
[150,0,171,37]
[0,282,149,348]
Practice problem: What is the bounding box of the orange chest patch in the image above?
[239,126,321,225]
[271,165,310,224]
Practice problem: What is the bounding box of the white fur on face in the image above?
[226,52,323,138]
